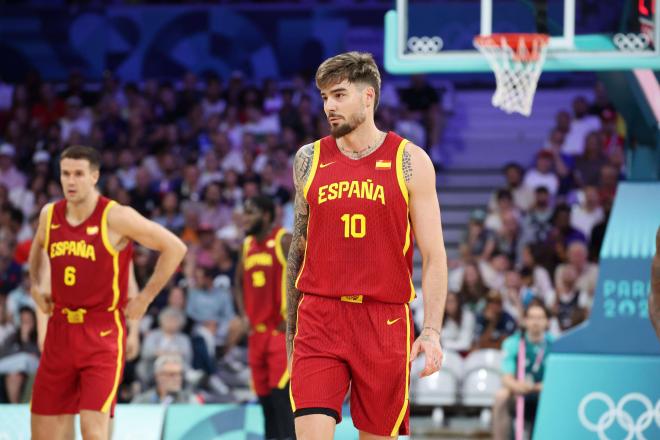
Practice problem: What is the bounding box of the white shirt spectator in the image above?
[562,115,601,156]
[441,308,476,352]
[523,169,559,196]
[570,204,604,240]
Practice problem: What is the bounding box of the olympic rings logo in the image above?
[578,392,660,440]
[407,36,443,54]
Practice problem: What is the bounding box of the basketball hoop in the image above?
[474,33,550,117]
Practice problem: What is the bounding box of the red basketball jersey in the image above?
[295,131,415,304]
[45,196,133,312]
[242,227,288,330]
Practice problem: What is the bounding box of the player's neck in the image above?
[336,119,383,154]
[66,191,100,225]
[255,224,274,243]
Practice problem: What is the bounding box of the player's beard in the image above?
[330,109,366,139]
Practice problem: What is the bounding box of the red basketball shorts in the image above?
[31,308,126,416]
[290,294,414,436]
[248,329,289,396]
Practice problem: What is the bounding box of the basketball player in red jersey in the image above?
[235,195,296,440]
[286,52,448,439]
[28,145,187,440]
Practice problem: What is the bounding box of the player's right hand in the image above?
[31,288,53,315]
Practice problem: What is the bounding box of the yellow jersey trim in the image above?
[289,294,305,412]
[43,203,54,251]
[242,236,252,262]
[101,201,121,312]
[274,228,288,320]
[303,140,320,200]
[395,139,410,205]
[277,368,290,389]
[390,303,411,436]
[101,309,124,413]
[294,141,319,290]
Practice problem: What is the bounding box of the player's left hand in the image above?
[124,295,150,321]
[410,327,443,378]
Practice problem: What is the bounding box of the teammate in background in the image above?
[235,195,295,440]
[286,52,448,439]
[649,227,660,340]
[33,260,142,440]
[29,145,187,440]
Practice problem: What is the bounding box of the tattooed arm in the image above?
[286,143,315,360]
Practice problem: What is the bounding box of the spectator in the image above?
[459,209,492,261]
[518,244,555,307]
[399,75,442,153]
[562,96,601,156]
[59,95,93,143]
[0,143,26,190]
[485,189,519,233]
[456,261,489,310]
[523,150,559,196]
[520,186,554,246]
[153,192,185,235]
[473,292,517,350]
[490,163,533,212]
[132,354,200,404]
[570,185,604,240]
[0,242,22,295]
[554,241,599,307]
[492,301,553,440]
[138,307,193,385]
[186,266,244,353]
[441,292,476,352]
[574,131,608,187]
[551,265,588,332]
[548,204,586,263]
[0,307,39,403]
[484,210,521,263]
[6,267,35,326]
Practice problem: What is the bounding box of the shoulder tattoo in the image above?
[403,149,413,183]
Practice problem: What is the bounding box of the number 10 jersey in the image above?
[295,131,415,304]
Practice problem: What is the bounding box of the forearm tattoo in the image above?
[286,143,314,356]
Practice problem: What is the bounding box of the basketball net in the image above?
[474,34,549,117]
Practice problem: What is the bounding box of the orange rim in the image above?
[474,33,549,62]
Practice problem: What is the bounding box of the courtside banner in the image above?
[163,404,363,439]
[534,354,660,440]
[0,404,165,440]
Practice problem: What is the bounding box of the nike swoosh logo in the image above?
[387,318,401,325]
[51,224,61,229]
[100,329,113,337]
[319,162,335,168]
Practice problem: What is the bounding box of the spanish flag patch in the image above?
[375,160,391,170]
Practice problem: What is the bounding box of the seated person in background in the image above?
[485,189,520,233]
[518,244,555,307]
[137,307,193,385]
[523,150,559,197]
[554,241,598,306]
[492,301,554,440]
[550,265,588,333]
[186,266,244,354]
[132,354,201,404]
[459,209,492,261]
[441,292,476,353]
[455,261,489,312]
[0,307,39,403]
[489,163,533,212]
[473,292,517,350]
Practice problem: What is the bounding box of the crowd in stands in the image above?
[439,90,622,356]
[0,66,623,418]
[0,69,443,404]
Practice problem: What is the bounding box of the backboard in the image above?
[384,0,660,73]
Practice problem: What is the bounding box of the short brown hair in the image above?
[60,145,101,171]
[315,51,381,110]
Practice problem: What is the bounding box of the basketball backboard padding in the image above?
[384,9,660,73]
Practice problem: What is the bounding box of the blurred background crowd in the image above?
[0,67,624,408]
